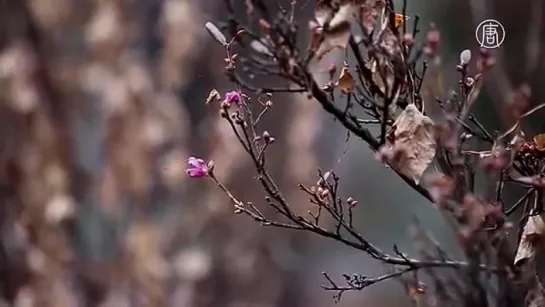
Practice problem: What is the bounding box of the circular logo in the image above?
[475,19,505,49]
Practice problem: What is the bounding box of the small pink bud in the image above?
[479,47,490,58]
[427,28,440,45]
[402,33,414,46]
[485,57,496,68]
[258,19,271,32]
[423,46,433,57]
[224,91,242,106]
[186,157,209,178]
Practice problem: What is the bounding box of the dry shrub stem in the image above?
[198,0,545,306]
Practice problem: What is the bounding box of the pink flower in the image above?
[186,157,209,178]
[224,91,242,106]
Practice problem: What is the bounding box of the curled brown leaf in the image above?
[336,63,355,93]
[358,0,385,34]
[389,104,436,184]
[533,133,545,151]
[365,57,394,96]
[311,1,354,59]
[394,13,409,29]
[515,213,545,266]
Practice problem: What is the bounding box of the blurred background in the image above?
[0,0,544,306]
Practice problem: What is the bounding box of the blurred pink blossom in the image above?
[186,157,209,178]
[224,91,242,106]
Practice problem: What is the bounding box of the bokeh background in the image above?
[0,0,544,306]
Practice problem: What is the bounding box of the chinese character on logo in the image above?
[475,19,505,49]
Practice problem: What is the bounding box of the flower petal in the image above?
[225,91,241,105]
[187,157,199,168]
[187,168,207,178]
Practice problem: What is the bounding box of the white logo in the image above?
[475,19,505,49]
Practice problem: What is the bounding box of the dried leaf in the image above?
[311,1,354,59]
[380,28,401,56]
[534,133,545,150]
[359,0,385,34]
[205,89,221,104]
[205,21,227,45]
[315,1,354,28]
[515,213,545,265]
[365,57,394,96]
[336,63,355,93]
[394,13,409,28]
[390,104,436,184]
[311,23,351,59]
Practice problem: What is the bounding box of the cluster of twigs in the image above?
[196,0,545,306]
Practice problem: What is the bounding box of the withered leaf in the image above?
[359,0,385,34]
[390,104,436,184]
[379,26,402,56]
[533,133,545,150]
[514,213,545,266]
[311,1,354,59]
[311,23,351,59]
[205,89,221,105]
[394,13,409,28]
[365,57,394,96]
[315,0,355,29]
[336,63,355,93]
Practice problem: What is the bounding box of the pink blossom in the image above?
[224,91,242,106]
[186,157,209,178]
